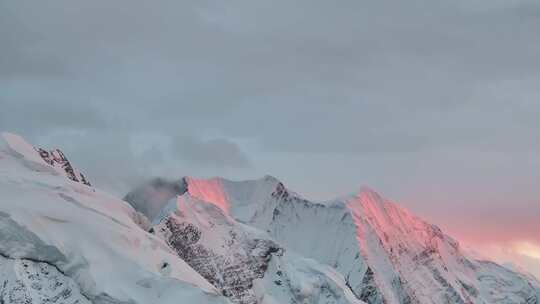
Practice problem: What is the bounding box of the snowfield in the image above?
[1,132,539,304]
[0,133,229,303]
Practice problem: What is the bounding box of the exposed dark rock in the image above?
[34,148,91,186]
[458,280,478,298]
[0,257,89,304]
[355,267,384,304]
[158,217,281,304]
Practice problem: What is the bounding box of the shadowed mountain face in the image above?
[1,132,538,304]
[123,177,188,222]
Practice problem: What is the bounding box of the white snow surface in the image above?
[2,132,539,304]
[152,191,368,304]
[0,132,229,304]
[150,174,540,303]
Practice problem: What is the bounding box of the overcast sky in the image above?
[1,0,540,276]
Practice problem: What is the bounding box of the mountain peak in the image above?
[4,132,539,304]
[261,174,281,183]
[1,132,91,186]
[355,185,384,199]
[339,185,389,211]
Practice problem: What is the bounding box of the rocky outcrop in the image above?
[0,133,230,304]
[151,197,282,304]
[35,147,91,186]
[357,268,384,304]
[0,256,90,304]
[165,177,540,304]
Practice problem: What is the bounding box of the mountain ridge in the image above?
[1,132,538,304]
[126,172,539,303]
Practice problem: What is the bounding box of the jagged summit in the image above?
[1,132,91,186]
[324,185,388,209]
[125,174,298,222]
[126,173,539,303]
[354,185,385,200]
[0,132,228,304]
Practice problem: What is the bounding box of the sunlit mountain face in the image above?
[384,186,540,282]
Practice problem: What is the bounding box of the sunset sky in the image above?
[1,0,539,278]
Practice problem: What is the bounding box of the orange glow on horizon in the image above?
[513,241,540,260]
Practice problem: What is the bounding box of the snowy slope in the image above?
[343,188,540,303]
[147,191,367,304]
[0,133,229,304]
[126,175,540,304]
[2,131,538,304]
[3,132,91,186]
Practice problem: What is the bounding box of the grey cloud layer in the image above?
[1,0,540,246]
[173,136,251,168]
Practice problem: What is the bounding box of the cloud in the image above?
[1,0,539,275]
[32,130,147,195]
[173,136,251,169]
[469,241,540,280]
[0,100,109,137]
[514,241,540,260]
[2,0,539,154]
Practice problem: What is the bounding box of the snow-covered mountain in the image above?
[1,132,538,304]
[0,133,229,303]
[125,175,539,304]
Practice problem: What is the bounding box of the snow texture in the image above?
[129,174,540,304]
[0,132,229,304]
[2,132,539,304]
